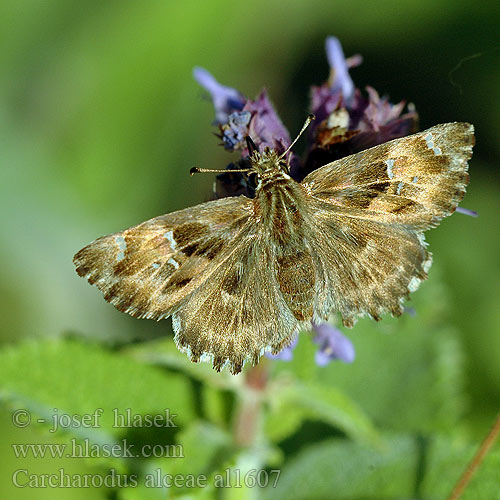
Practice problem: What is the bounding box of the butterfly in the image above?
[74,120,474,374]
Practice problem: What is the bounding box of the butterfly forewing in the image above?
[303,122,474,229]
[74,196,253,320]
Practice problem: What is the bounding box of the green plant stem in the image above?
[446,411,500,500]
[233,359,269,447]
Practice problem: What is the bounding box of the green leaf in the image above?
[118,422,233,500]
[422,434,500,500]
[202,384,231,428]
[265,374,379,445]
[274,269,467,434]
[265,432,500,500]
[0,338,195,439]
[126,338,237,390]
[263,434,418,500]
[171,421,234,476]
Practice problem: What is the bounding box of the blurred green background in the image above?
[1,1,499,499]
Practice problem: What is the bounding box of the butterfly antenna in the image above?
[190,167,252,176]
[279,113,315,160]
[190,136,259,176]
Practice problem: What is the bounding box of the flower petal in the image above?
[220,111,252,150]
[244,91,291,153]
[325,36,355,103]
[193,67,245,123]
[312,322,355,365]
[456,206,478,217]
[403,306,417,317]
[266,337,298,361]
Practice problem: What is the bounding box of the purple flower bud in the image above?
[193,67,245,123]
[220,111,252,150]
[266,337,298,361]
[325,36,355,104]
[217,91,292,155]
[456,206,478,217]
[312,322,355,365]
[194,67,292,157]
[306,38,419,179]
[310,37,361,123]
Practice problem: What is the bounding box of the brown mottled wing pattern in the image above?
[302,122,474,327]
[172,224,300,374]
[74,196,253,321]
[306,197,432,327]
[74,195,299,374]
[303,123,474,229]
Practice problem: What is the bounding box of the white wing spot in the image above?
[116,251,125,262]
[385,159,395,179]
[424,132,440,153]
[164,230,177,249]
[167,257,179,269]
[115,235,127,251]
[396,182,403,195]
[152,263,160,269]
[412,176,418,183]
[408,276,421,292]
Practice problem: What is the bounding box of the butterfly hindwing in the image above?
[306,196,431,327]
[172,224,300,374]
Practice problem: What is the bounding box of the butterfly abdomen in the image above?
[255,175,316,322]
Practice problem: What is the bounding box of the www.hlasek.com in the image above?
[12,468,281,489]
[12,438,184,459]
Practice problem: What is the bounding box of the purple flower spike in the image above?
[243,91,291,154]
[325,36,355,104]
[360,86,407,132]
[193,67,245,123]
[310,37,357,123]
[313,322,355,366]
[456,206,478,217]
[403,306,417,317]
[266,337,298,362]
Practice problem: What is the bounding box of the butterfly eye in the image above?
[280,160,291,175]
[247,172,258,190]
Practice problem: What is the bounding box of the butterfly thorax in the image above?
[250,149,308,243]
[248,148,315,323]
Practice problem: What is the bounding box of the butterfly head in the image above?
[246,113,316,180]
[190,114,314,181]
[249,147,290,179]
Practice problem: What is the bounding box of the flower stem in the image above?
[233,359,269,447]
[446,411,500,500]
